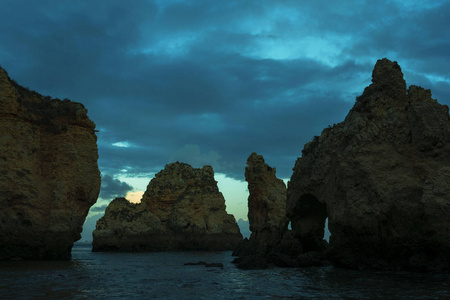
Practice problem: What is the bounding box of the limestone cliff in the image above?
[233,153,287,266]
[93,163,242,251]
[0,66,100,260]
[287,58,450,271]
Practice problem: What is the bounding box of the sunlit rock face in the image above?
[287,58,450,271]
[233,153,288,267]
[0,67,100,260]
[93,162,242,251]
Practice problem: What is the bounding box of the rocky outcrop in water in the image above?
[233,153,288,268]
[93,162,242,251]
[0,66,100,260]
[287,58,450,271]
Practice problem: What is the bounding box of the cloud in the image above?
[170,144,222,169]
[1,0,449,184]
[126,191,144,203]
[99,175,133,200]
[89,205,108,213]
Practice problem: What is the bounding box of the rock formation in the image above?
[245,153,288,244]
[93,162,242,251]
[287,58,450,271]
[91,198,162,251]
[0,66,100,260]
[233,153,288,268]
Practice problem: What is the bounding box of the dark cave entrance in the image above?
[291,193,328,252]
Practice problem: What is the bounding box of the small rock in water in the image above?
[184,261,224,268]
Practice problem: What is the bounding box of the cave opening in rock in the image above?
[291,193,327,252]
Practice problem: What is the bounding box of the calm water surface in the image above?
[0,244,449,299]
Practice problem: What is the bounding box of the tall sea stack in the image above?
[233,153,288,268]
[0,67,101,260]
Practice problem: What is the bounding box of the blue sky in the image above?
[1,1,449,238]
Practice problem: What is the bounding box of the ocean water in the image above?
[0,244,449,299]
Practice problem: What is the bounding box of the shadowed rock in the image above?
[0,66,100,260]
[93,162,242,251]
[184,261,224,268]
[288,58,450,271]
[233,153,288,269]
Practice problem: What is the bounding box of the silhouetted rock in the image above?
[287,58,450,271]
[233,153,288,268]
[184,261,208,266]
[93,162,242,251]
[0,66,100,260]
[184,261,224,268]
[273,230,303,258]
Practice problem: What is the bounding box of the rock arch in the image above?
[289,193,327,252]
[286,58,450,271]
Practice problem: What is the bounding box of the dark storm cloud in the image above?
[1,0,449,181]
[343,1,450,96]
[99,175,133,200]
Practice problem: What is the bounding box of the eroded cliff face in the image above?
[287,58,450,271]
[0,67,100,260]
[92,162,242,251]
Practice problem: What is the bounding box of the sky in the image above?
[1,0,450,240]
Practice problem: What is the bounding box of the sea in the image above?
[0,244,449,299]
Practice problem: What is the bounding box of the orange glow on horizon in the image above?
[126,191,144,203]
